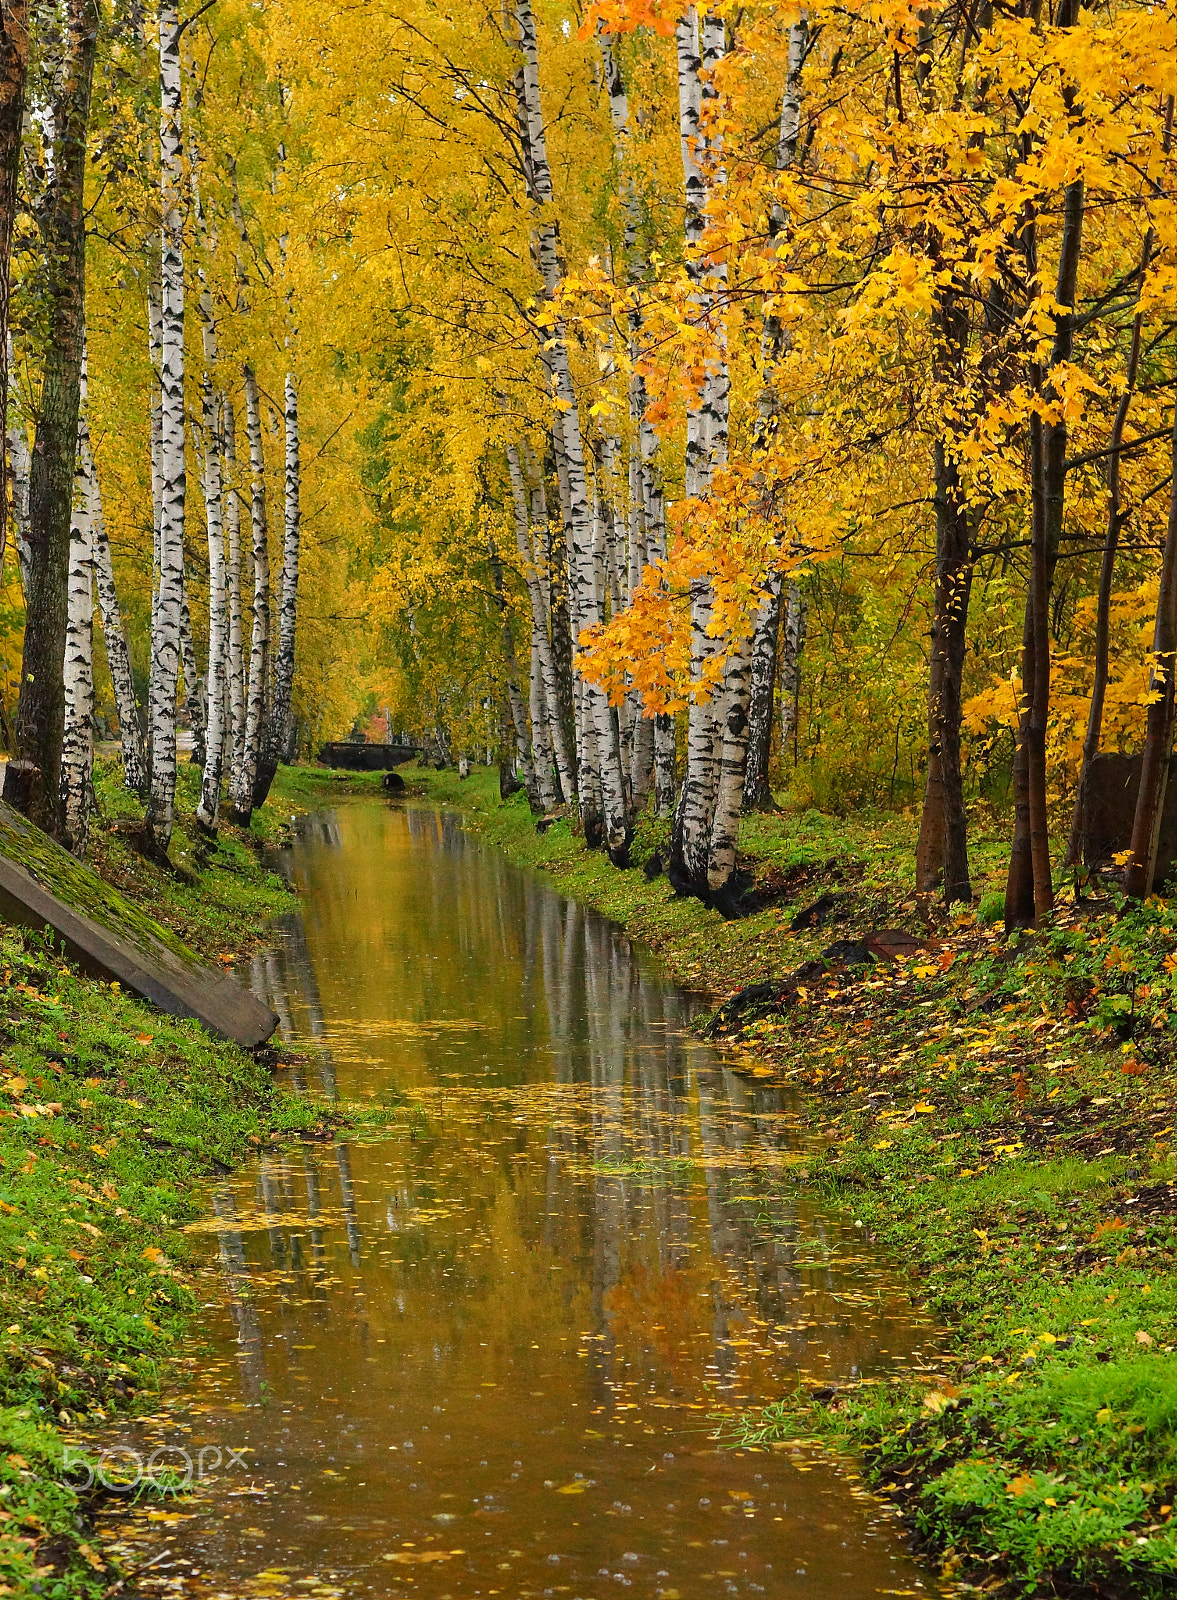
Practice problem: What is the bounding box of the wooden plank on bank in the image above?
[0,801,277,1049]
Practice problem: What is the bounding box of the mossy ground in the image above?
[0,758,339,1597]
[401,759,1177,1599]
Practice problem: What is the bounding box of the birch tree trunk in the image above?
[8,0,98,835]
[144,0,186,855]
[668,9,732,894]
[88,435,146,797]
[252,374,300,809]
[227,364,270,824]
[6,350,31,595]
[515,0,629,864]
[179,576,205,767]
[743,22,806,815]
[60,398,95,857]
[196,387,227,833]
[507,440,574,803]
[148,262,163,646]
[742,572,782,811]
[223,401,247,806]
[0,0,29,573]
[488,533,539,811]
[707,638,753,899]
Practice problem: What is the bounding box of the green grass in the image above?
[0,758,348,1595]
[402,760,1177,1597]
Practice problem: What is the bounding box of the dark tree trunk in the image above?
[916,287,975,908]
[1064,298,1146,869]
[742,572,781,812]
[0,0,30,574]
[1124,403,1177,900]
[7,0,98,836]
[1005,157,1084,929]
[1067,100,1171,864]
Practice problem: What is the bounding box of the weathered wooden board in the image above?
[0,801,277,1048]
[318,742,416,771]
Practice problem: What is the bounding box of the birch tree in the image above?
[0,0,29,573]
[144,0,187,855]
[88,436,146,797]
[8,0,99,834]
[224,401,247,804]
[252,374,300,808]
[227,363,270,823]
[60,387,95,857]
[515,0,630,865]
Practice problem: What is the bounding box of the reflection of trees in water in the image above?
[226,804,877,1411]
[335,1141,362,1267]
[212,1188,264,1400]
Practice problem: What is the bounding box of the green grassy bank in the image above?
[401,761,1177,1599]
[0,758,352,1598]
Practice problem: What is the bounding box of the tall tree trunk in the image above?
[653,714,676,816]
[744,24,807,816]
[1124,402,1177,900]
[506,440,575,802]
[6,347,31,595]
[743,573,781,811]
[88,433,146,797]
[7,0,98,835]
[488,533,539,811]
[179,573,205,766]
[515,0,628,864]
[1066,149,1167,866]
[223,400,246,807]
[707,637,753,901]
[144,0,186,855]
[227,363,269,824]
[253,373,300,808]
[1005,1,1083,929]
[0,0,29,574]
[780,579,807,757]
[60,397,94,856]
[196,389,227,832]
[915,426,975,907]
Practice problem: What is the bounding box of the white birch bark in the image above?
[179,576,205,765]
[253,374,299,804]
[516,0,629,862]
[88,437,146,797]
[145,0,185,853]
[676,9,707,498]
[707,637,753,894]
[196,388,227,831]
[744,21,808,802]
[229,362,270,821]
[6,410,30,596]
[147,263,162,642]
[60,395,94,857]
[223,400,246,803]
[506,440,574,803]
[528,626,556,810]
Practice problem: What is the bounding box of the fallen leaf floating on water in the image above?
[381,1550,465,1564]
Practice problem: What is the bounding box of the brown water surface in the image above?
[99,803,943,1600]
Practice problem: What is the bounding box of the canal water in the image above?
[97,802,944,1600]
